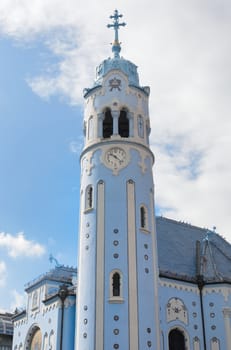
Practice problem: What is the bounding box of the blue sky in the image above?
[0,38,81,309]
[0,0,231,310]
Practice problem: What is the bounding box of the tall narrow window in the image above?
[103,109,113,138]
[112,272,120,297]
[169,329,185,350]
[140,205,148,229]
[138,115,144,138]
[119,109,129,137]
[109,270,123,303]
[85,185,93,210]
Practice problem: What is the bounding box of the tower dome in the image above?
[83,9,150,97]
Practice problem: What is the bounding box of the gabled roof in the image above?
[156,216,231,283]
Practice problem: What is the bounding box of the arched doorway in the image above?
[169,329,185,350]
[25,325,42,350]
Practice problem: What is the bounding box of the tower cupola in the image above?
[82,10,151,153]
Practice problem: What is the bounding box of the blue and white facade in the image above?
[157,216,231,350]
[12,266,76,350]
[11,10,231,350]
[75,10,160,350]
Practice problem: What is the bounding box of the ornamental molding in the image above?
[82,142,153,176]
[42,301,58,315]
[103,70,129,88]
[137,150,148,174]
[203,285,231,301]
[109,77,122,91]
[14,317,27,328]
[159,279,199,295]
[166,297,188,324]
[81,151,95,176]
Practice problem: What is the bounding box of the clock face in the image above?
[105,147,127,170]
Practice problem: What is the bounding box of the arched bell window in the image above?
[119,109,129,137]
[103,108,113,138]
[169,329,186,350]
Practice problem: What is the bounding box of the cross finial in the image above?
[107,9,126,58]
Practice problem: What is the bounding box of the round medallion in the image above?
[105,147,127,171]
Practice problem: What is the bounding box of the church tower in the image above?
[76,10,160,350]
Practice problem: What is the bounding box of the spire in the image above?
[107,9,126,58]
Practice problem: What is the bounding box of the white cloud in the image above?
[0,0,231,240]
[0,232,45,258]
[10,290,26,311]
[69,139,83,154]
[0,261,6,287]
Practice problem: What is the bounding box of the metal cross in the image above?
[107,9,126,43]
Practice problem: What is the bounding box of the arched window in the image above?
[119,109,129,137]
[112,272,120,297]
[109,270,123,303]
[103,109,113,138]
[169,329,185,350]
[140,205,148,230]
[85,185,93,210]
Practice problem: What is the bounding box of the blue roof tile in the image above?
[156,216,231,283]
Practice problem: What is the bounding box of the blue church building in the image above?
[12,10,231,350]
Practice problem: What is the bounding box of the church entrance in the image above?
[168,329,186,350]
[25,325,42,350]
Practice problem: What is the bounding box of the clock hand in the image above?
[109,153,119,160]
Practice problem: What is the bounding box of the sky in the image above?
[0,0,231,311]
